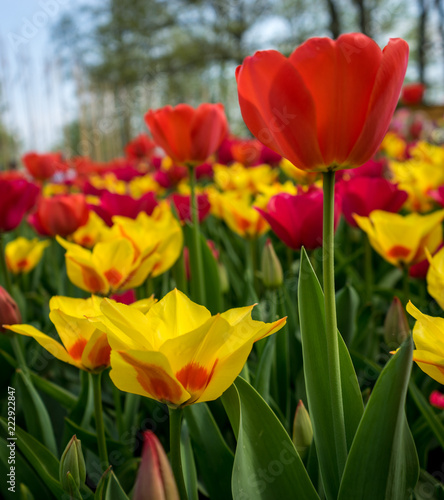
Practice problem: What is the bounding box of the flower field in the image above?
[1,33,444,499]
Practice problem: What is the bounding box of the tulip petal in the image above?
[6,324,78,367]
[348,38,409,166]
[289,34,382,166]
[411,350,444,385]
[110,349,190,406]
[236,50,323,170]
[49,309,96,354]
[81,330,111,371]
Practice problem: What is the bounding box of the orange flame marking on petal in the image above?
[16,258,29,270]
[87,335,111,368]
[387,245,411,259]
[119,352,183,404]
[176,359,219,393]
[68,338,88,360]
[104,268,123,286]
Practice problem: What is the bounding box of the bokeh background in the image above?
[1,0,443,165]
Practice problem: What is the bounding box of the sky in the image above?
[0,0,76,153]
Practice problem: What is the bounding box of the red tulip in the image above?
[91,191,158,226]
[338,177,407,227]
[29,194,89,237]
[429,390,444,410]
[400,83,426,106]
[145,103,228,164]
[171,193,211,223]
[0,286,22,332]
[236,33,409,172]
[0,176,39,232]
[124,134,156,160]
[255,188,341,250]
[22,152,67,181]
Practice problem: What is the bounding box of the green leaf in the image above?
[298,249,363,500]
[181,420,199,500]
[338,337,419,500]
[15,369,58,456]
[336,284,359,346]
[225,377,319,500]
[104,470,130,500]
[253,336,276,402]
[95,467,112,500]
[184,225,223,313]
[184,403,234,500]
[409,380,444,450]
[0,418,65,499]
[30,373,77,410]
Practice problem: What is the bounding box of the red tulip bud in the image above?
[0,286,21,332]
[383,296,410,348]
[133,431,179,500]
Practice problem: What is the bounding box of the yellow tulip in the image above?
[6,295,156,372]
[354,210,444,267]
[218,192,269,239]
[214,163,278,193]
[70,211,111,248]
[5,237,50,274]
[96,289,286,407]
[57,210,182,294]
[407,302,444,384]
[280,158,319,186]
[425,247,444,310]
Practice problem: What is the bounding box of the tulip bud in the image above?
[384,297,410,348]
[218,262,229,294]
[133,431,179,500]
[59,435,86,494]
[261,239,283,289]
[292,400,313,459]
[0,286,22,332]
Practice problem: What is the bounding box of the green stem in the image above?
[322,170,347,474]
[11,335,28,373]
[188,165,206,305]
[92,372,109,470]
[0,233,12,293]
[364,235,373,302]
[169,407,188,500]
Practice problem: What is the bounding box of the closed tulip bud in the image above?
[133,431,179,500]
[384,297,410,348]
[0,286,21,332]
[59,436,86,494]
[218,262,229,294]
[292,400,313,459]
[261,239,283,289]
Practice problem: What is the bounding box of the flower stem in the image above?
[188,165,206,306]
[322,170,347,474]
[169,407,188,500]
[92,372,109,470]
[403,266,410,305]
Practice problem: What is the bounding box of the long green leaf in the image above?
[226,377,319,500]
[15,369,57,455]
[181,420,199,500]
[0,418,65,498]
[409,380,444,450]
[298,248,363,500]
[338,336,419,499]
[184,403,234,500]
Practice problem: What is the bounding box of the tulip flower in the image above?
[6,295,156,371]
[69,211,111,248]
[5,237,50,274]
[29,194,89,237]
[236,33,408,172]
[354,210,444,267]
[124,134,156,161]
[406,302,444,384]
[145,103,228,165]
[57,210,183,294]
[90,191,158,226]
[429,390,444,410]
[400,83,426,106]
[256,188,340,250]
[0,286,22,332]
[133,431,179,500]
[425,247,444,310]
[98,289,285,406]
[0,176,39,232]
[22,152,67,181]
[214,163,278,193]
[338,177,407,227]
[171,193,211,223]
[219,193,269,239]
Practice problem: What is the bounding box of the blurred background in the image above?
[1,0,444,165]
